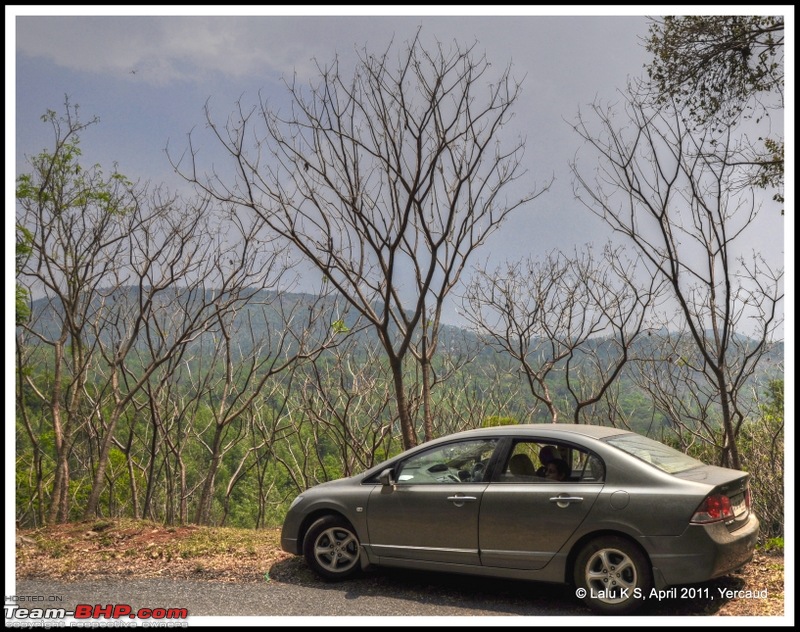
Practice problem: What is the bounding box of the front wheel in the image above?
[303,516,362,580]
[573,535,652,615]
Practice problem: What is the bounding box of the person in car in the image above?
[545,458,570,482]
[536,445,558,477]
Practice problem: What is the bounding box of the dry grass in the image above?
[16,519,291,583]
[710,550,785,616]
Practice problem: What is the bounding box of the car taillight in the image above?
[691,493,734,523]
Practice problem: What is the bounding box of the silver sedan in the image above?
[281,424,759,615]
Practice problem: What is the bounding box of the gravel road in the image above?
[15,566,591,620]
[14,551,780,620]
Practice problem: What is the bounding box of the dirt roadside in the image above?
[15,519,785,617]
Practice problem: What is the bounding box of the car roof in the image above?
[440,423,631,441]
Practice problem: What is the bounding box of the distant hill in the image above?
[22,287,783,432]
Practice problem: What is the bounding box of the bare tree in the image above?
[462,245,658,424]
[15,340,48,526]
[411,326,486,435]
[570,92,783,468]
[293,334,398,477]
[427,354,531,434]
[77,190,288,521]
[15,100,309,522]
[172,30,549,449]
[16,102,146,522]
[190,286,343,525]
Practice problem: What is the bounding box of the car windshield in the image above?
[605,434,704,474]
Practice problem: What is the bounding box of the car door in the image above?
[366,438,498,566]
[479,440,604,570]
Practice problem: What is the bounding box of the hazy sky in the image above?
[10,8,790,311]
[11,11,660,262]
[7,6,794,625]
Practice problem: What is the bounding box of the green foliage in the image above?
[752,137,785,210]
[15,285,31,326]
[37,539,69,559]
[482,416,519,428]
[15,452,42,524]
[645,16,784,212]
[672,379,784,542]
[645,16,784,123]
[16,116,132,213]
[15,223,33,325]
[96,448,147,519]
[761,537,784,553]
[67,476,92,522]
[331,319,350,334]
[16,284,783,530]
[738,380,784,540]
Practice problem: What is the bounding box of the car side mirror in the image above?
[378,468,396,488]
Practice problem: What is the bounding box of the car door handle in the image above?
[549,495,584,507]
[447,495,477,506]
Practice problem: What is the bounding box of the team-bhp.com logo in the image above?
[6,603,188,622]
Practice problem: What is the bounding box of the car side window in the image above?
[575,453,606,482]
[395,439,498,485]
[502,443,540,482]
[499,441,605,483]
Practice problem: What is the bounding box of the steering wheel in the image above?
[471,460,486,482]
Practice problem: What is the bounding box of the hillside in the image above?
[23,288,784,432]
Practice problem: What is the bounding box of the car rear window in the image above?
[605,434,704,474]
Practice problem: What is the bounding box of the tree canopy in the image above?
[645,16,784,123]
[644,15,785,211]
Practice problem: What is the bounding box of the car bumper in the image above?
[281,534,300,555]
[644,512,760,587]
[280,508,303,555]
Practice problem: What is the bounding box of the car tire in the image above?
[573,535,652,615]
[303,515,362,581]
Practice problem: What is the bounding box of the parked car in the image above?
[281,424,758,614]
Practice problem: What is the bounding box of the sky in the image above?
[7,5,795,626]
[11,11,662,266]
[10,9,791,320]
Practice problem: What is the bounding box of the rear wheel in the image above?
[574,535,652,615]
[303,516,361,580]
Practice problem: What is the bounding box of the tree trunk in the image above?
[82,408,124,520]
[390,358,417,450]
[195,424,225,525]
